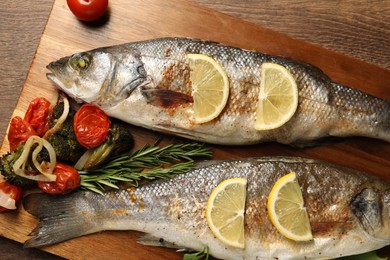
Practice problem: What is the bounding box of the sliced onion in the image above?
[31,136,44,170]
[32,138,57,180]
[12,135,57,182]
[12,135,40,172]
[0,189,16,210]
[74,149,94,170]
[43,95,70,140]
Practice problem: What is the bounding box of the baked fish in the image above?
[24,157,390,259]
[46,38,390,145]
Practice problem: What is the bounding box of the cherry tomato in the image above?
[67,0,108,22]
[74,104,111,149]
[38,163,80,194]
[0,181,22,212]
[24,97,51,137]
[8,116,37,152]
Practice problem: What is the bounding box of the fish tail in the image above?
[329,83,390,142]
[23,192,100,248]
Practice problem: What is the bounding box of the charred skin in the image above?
[46,38,390,146]
[24,157,390,259]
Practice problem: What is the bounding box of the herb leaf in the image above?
[79,143,212,194]
[183,246,210,260]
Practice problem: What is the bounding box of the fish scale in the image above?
[24,157,390,259]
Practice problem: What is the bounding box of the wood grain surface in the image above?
[195,0,390,69]
[0,1,62,259]
[0,0,389,259]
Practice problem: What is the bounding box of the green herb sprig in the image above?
[79,143,212,195]
[183,246,210,260]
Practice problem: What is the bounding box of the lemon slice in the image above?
[206,178,247,248]
[187,54,229,124]
[267,172,313,241]
[255,63,298,130]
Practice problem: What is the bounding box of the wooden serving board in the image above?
[0,0,389,259]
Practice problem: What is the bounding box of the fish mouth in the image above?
[46,57,70,86]
[46,72,80,102]
[46,73,69,90]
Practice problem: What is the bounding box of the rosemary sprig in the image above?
[78,143,212,195]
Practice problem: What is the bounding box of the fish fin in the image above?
[142,89,193,108]
[138,234,185,250]
[155,124,200,140]
[350,188,382,236]
[23,192,99,248]
[194,159,223,169]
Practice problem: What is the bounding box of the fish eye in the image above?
[70,53,92,71]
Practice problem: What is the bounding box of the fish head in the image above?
[47,48,148,106]
[350,185,390,241]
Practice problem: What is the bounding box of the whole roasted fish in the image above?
[24,157,390,259]
[46,38,390,145]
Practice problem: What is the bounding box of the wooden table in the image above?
[0,0,389,259]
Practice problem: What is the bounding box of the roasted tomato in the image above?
[38,163,80,194]
[66,0,108,22]
[24,97,51,136]
[73,104,111,149]
[8,116,37,152]
[0,181,22,212]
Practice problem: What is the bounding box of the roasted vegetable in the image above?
[0,146,37,187]
[81,119,134,169]
[73,104,111,149]
[45,101,86,163]
[1,98,134,186]
[40,100,134,166]
[0,179,22,212]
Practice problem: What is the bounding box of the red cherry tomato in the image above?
[38,163,80,194]
[67,0,108,22]
[0,181,22,212]
[24,97,51,137]
[8,116,37,152]
[74,104,111,149]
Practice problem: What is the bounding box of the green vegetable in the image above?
[0,146,37,187]
[39,101,134,167]
[183,246,210,260]
[82,119,134,169]
[46,101,86,163]
[79,143,212,195]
